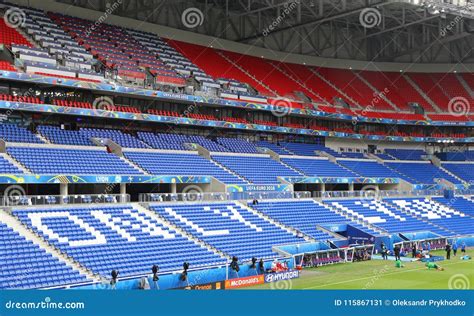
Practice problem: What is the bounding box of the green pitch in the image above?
[245,250,473,290]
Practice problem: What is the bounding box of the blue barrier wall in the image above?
[73,259,290,290]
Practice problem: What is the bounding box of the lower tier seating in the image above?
[250,200,377,239]
[151,202,302,260]
[0,221,88,289]
[12,205,226,277]
[328,199,450,235]
[386,198,474,236]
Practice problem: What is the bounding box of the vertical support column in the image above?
[120,183,126,203]
[321,183,326,193]
[60,183,68,204]
[349,183,354,192]
[171,183,177,194]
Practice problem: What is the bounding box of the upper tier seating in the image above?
[386,198,474,236]
[8,147,142,175]
[385,161,461,184]
[216,137,259,154]
[440,163,474,182]
[0,221,87,289]
[282,157,358,177]
[168,40,274,96]
[11,7,103,81]
[328,199,450,235]
[79,128,148,149]
[0,124,43,143]
[433,196,474,217]
[220,51,321,100]
[151,202,301,260]
[359,71,426,111]
[461,73,474,90]
[317,68,394,110]
[384,149,426,160]
[408,73,453,112]
[124,151,246,184]
[251,200,377,239]
[0,18,32,47]
[12,205,225,277]
[212,155,301,184]
[37,125,94,146]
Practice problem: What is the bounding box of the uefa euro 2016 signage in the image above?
[264,271,300,283]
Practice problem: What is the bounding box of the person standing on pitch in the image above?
[452,242,458,257]
[412,243,417,258]
[393,244,401,261]
[381,242,388,260]
[445,243,451,260]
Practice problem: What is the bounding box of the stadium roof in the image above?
[55,0,474,63]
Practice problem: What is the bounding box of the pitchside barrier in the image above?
[394,237,448,256]
[293,245,374,268]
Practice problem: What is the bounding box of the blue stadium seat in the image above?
[124,151,246,184]
[37,125,94,146]
[386,198,474,235]
[212,155,301,184]
[385,162,461,184]
[151,202,301,260]
[8,147,142,175]
[329,199,450,235]
[0,124,43,143]
[12,205,226,277]
[0,222,88,289]
[251,200,378,239]
[80,128,148,148]
[282,157,357,177]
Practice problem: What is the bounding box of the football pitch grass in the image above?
[245,250,473,290]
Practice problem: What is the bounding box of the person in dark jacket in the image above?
[445,244,451,260]
[394,244,401,261]
[412,244,417,258]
